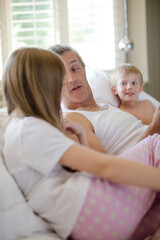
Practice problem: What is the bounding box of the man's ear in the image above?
[111,86,118,96]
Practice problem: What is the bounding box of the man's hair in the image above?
[49,44,86,68]
[110,63,144,87]
[3,47,65,130]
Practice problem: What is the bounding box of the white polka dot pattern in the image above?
[70,134,160,240]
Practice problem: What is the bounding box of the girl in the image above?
[3,47,160,240]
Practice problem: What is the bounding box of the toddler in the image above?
[110,63,156,124]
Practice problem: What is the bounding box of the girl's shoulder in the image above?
[6,116,61,144]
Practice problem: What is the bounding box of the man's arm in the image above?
[141,105,160,140]
[63,112,106,153]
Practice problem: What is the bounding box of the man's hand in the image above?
[148,105,160,134]
[143,106,160,138]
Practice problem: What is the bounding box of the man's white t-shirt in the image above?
[63,104,148,155]
[4,117,91,239]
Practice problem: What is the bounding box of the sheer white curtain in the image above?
[0,0,12,107]
[0,0,12,77]
[67,0,125,69]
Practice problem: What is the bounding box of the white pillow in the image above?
[0,158,51,240]
[86,66,160,108]
[138,91,160,107]
[0,109,63,240]
[0,111,10,154]
[86,66,119,107]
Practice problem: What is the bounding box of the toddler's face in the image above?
[113,73,143,103]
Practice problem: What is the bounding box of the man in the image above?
[49,44,160,155]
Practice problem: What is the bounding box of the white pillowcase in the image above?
[0,110,63,240]
[85,66,160,108]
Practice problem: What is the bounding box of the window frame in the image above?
[0,0,126,100]
[1,0,126,70]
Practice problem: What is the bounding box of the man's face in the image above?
[61,51,92,109]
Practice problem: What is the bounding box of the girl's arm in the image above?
[59,144,160,191]
[63,112,106,153]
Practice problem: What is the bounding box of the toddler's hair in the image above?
[110,63,143,87]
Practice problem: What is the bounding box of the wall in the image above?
[145,0,160,101]
[127,0,160,101]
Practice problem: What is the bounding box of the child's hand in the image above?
[63,119,84,135]
[63,119,89,146]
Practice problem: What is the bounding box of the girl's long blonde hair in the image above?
[3,47,66,130]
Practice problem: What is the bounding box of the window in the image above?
[67,0,116,69]
[0,0,125,79]
[11,0,56,48]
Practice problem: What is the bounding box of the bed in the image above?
[85,66,160,108]
[0,67,160,240]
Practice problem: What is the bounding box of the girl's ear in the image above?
[111,86,118,96]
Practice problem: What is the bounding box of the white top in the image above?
[0,158,60,240]
[4,117,91,239]
[63,104,148,155]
